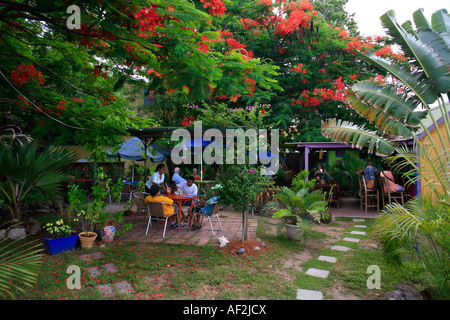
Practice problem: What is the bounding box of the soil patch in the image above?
[220,239,270,257]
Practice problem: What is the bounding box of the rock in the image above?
[260,241,266,247]
[7,227,26,240]
[0,229,6,240]
[236,248,245,254]
[396,283,423,300]
[384,283,423,300]
[253,246,260,251]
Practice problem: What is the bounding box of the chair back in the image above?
[357,174,364,190]
[147,201,168,218]
[122,183,132,193]
[210,202,220,216]
[133,192,148,210]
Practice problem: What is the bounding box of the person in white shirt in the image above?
[145,163,167,192]
[177,176,198,221]
[178,176,198,196]
[172,167,186,187]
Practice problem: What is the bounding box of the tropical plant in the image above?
[0,141,77,221]
[43,219,72,239]
[266,187,328,241]
[320,8,450,298]
[328,152,366,194]
[291,169,315,193]
[0,225,44,299]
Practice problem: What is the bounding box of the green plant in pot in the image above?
[265,187,329,241]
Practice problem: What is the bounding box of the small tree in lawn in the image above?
[216,165,269,242]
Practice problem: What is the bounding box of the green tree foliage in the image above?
[0,0,281,149]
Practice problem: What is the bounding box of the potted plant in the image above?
[265,187,329,241]
[42,219,78,255]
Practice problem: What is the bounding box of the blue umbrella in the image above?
[106,137,165,181]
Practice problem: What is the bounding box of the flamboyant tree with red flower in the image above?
[212,0,389,142]
[0,0,280,153]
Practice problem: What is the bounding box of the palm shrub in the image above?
[0,141,78,221]
[320,9,450,298]
[265,187,328,242]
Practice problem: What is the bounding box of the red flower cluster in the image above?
[200,0,227,18]
[290,63,307,74]
[11,64,45,87]
[100,94,115,105]
[197,42,210,54]
[77,24,116,49]
[181,116,195,126]
[134,6,163,33]
[274,1,316,38]
[375,46,393,57]
[93,65,108,79]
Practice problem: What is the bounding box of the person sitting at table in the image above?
[145,184,178,228]
[191,168,200,181]
[314,163,331,182]
[380,166,405,193]
[146,163,167,192]
[176,176,198,221]
[172,167,186,187]
[177,176,198,197]
[188,184,221,230]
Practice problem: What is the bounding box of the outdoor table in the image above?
[166,193,197,230]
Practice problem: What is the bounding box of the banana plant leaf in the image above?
[380,10,450,94]
[321,118,396,157]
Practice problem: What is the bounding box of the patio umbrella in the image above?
[106,137,166,181]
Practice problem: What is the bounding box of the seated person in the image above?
[314,173,326,185]
[357,159,379,189]
[191,168,200,181]
[314,163,331,182]
[172,167,186,187]
[380,170,405,193]
[177,176,198,197]
[146,163,167,192]
[145,184,180,228]
[188,184,221,230]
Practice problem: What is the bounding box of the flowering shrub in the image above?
[43,219,72,239]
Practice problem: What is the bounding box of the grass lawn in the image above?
[14,215,432,300]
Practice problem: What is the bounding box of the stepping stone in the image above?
[343,237,360,243]
[103,263,118,274]
[331,245,351,252]
[317,255,337,263]
[87,266,102,277]
[297,289,323,300]
[114,280,134,295]
[79,252,104,262]
[97,284,115,298]
[353,219,365,222]
[350,230,366,235]
[354,225,367,228]
[305,268,329,279]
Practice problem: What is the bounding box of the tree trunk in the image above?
[242,208,248,242]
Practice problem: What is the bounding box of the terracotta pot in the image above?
[285,223,301,240]
[78,232,97,249]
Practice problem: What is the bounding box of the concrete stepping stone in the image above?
[305,268,329,279]
[97,284,115,298]
[317,255,337,263]
[87,266,102,277]
[353,219,365,222]
[331,245,351,251]
[103,263,118,274]
[354,225,367,228]
[343,237,360,243]
[79,252,104,262]
[350,230,366,235]
[297,289,323,300]
[114,280,134,295]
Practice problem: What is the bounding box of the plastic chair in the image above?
[132,191,150,221]
[145,201,179,238]
[190,202,223,236]
[379,174,405,208]
[120,183,136,202]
